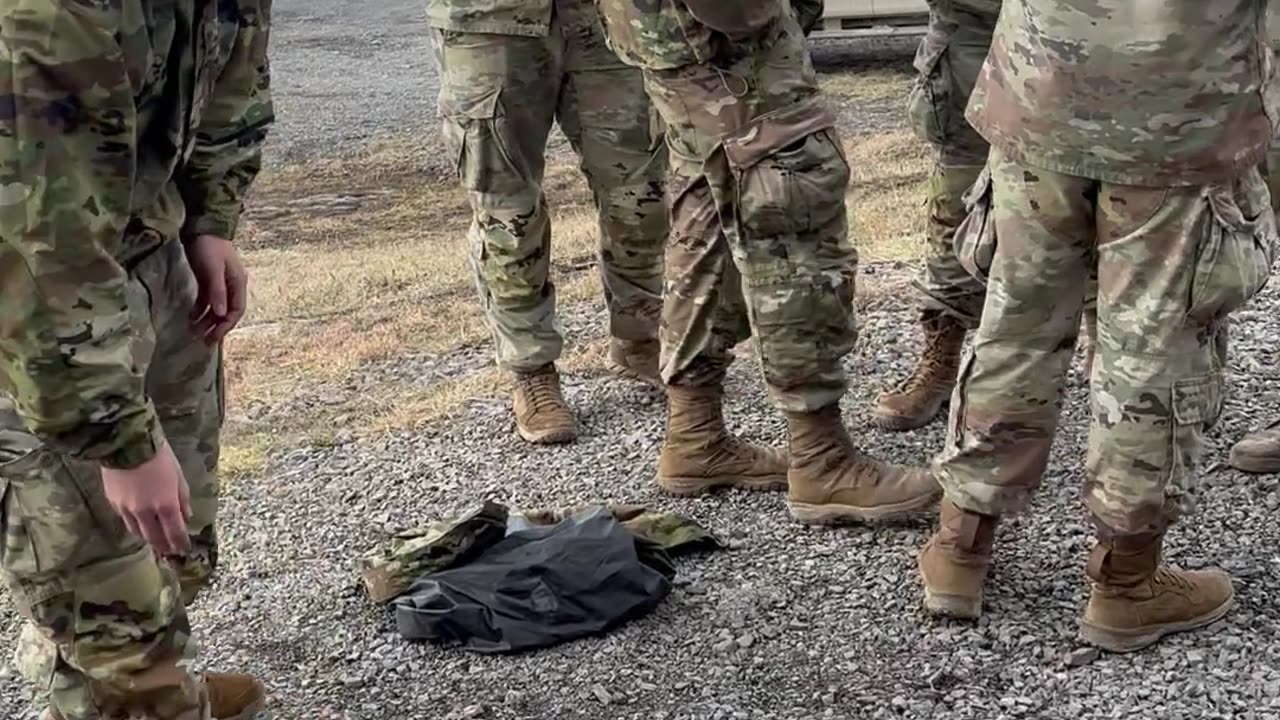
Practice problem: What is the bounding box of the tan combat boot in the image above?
[872,310,966,431]
[207,673,268,719]
[42,673,267,720]
[1079,534,1234,653]
[605,338,661,387]
[656,384,789,496]
[512,364,577,444]
[918,499,1000,619]
[1228,420,1280,474]
[785,406,942,524]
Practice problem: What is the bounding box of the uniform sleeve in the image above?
[0,2,164,468]
[178,0,275,241]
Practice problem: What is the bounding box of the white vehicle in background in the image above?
[811,0,930,38]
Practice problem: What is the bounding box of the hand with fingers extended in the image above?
[101,441,193,556]
[185,234,248,344]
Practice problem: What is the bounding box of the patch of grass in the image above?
[223,142,607,460]
[821,68,913,104]
[845,130,930,262]
[219,433,272,480]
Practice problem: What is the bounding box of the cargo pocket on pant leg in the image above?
[723,99,846,243]
[1187,171,1278,325]
[906,40,949,146]
[721,100,854,388]
[954,164,996,284]
[439,89,527,196]
[0,445,128,584]
[1166,373,1223,522]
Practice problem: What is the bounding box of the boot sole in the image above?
[787,492,939,525]
[1078,589,1235,653]
[1227,450,1280,474]
[517,427,578,445]
[922,588,983,620]
[604,357,663,389]
[657,473,788,497]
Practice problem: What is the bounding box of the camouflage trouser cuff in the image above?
[911,279,983,329]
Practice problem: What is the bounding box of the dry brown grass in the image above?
[845,130,931,261]
[224,140,606,472]
[226,79,931,471]
[820,68,912,104]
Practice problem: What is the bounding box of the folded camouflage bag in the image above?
[392,505,681,653]
[358,502,722,603]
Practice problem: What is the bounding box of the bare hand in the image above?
[185,234,248,344]
[101,441,192,556]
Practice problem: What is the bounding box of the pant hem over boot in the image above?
[605,338,662,388]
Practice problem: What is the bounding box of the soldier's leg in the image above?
[1227,146,1280,472]
[140,241,224,607]
[430,28,577,444]
[876,1,995,431]
[635,13,938,519]
[555,0,667,386]
[1078,171,1272,652]
[1,247,209,720]
[919,149,1094,619]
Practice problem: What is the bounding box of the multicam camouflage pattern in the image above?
[2,240,226,720]
[430,0,666,373]
[0,2,271,718]
[936,149,1276,536]
[359,501,721,603]
[595,0,857,412]
[907,0,997,326]
[427,0,553,37]
[0,0,272,469]
[907,0,1100,324]
[967,0,1280,187]
[359,501,510,603]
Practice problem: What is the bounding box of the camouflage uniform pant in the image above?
[430,0,667,373]
[936,149,1275,537]
[907,0,1099,324]
[596,1,857,412]
[1,239,221,719]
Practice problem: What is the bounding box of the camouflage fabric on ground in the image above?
[359,501,722,603]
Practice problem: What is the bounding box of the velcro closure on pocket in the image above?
[721,96,836,171]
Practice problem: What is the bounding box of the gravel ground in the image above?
[5,5,1280,720]
[4,267,1279,720]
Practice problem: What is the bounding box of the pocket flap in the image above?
[721,97,836,171]
[439,86,501,121]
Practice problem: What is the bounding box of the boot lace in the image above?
[1151,567,1194,591]
[521,373,564,415]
